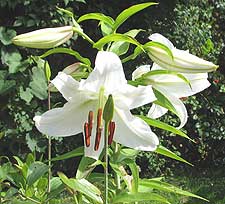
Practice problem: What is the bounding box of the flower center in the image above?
[83,88,116,151]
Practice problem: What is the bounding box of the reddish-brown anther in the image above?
[108,121,115,145]
[88,111,94,136]
[94,127,102,151]
[84,122,90,147]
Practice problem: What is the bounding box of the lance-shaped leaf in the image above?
[113,2,158,32]
[93,34,142,50]
[155,145,192,166]
[40,48,91,66]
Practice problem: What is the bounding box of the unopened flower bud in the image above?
[12,26,73,49]
[146,33,218,73]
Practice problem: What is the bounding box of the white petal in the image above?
[51,72,80,101]
[115,84,156,110]
[34,101,94,136]
[113,107,159,151]
[149,33,174,49]
[81,51,127,93]
[132,65,150,80]
[148,104,168,118]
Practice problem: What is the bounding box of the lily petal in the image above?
[51,72,80,101]
[81,51,127,93]
[148,103,168,119]
[114,107,159,151]
[132,65,150,80]
[151,87,188,128]
[149,33,174,49]
[34,101,94,136]
[115,84,156,110]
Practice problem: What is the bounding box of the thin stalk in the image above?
[114,143,121,190]
[47,82,51,194]
[73,27,95,45]
[104,122,109,204]
[73,194,79,204]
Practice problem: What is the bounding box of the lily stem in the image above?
[104,122,109,204]
[73,27,95,45]
[114,143,121,190]
[47,81,51,194]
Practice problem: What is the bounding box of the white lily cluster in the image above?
[133,33,217,128]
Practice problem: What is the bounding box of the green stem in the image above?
[47,82,51,194]
[73,194,79,204]
[73,27,95,45]
[114,143,121,190]
[104,122,109,204]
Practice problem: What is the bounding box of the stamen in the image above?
[84,122,90,147]
[94,108,103,151]
[88,111,94,136]
[108,121,115,145]
[94,127,102,151]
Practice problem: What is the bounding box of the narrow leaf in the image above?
[93,33,142,50]
[113,2,158,31]
[40,48,91,66]
[51,146,84,161]
[138,115,194,142]
[78,13,114,26]
[155,145,193,166]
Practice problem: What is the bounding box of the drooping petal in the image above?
[81,51,127,93]
[152,87,188,128]
[148,103,168,119]
[113,107,159,151]
[51,72,80,101]
[34,101,94,136]
[132,65,150,80]
[150,63,211,98]
[115,84,156,110]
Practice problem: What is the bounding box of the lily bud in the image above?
[12,26,73,49]
[145,33,218,73]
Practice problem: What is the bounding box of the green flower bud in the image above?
[12,26,73,49]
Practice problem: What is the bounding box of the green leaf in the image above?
[78,13,114,26]
[76,156,99,179]
[29,66,48,100]
[0,79,16,95]
[109,29,143,56]
[93,33,142,50]
[153,88,177,115]
[139,179,209,201]
[19,87,33,104]
[138,115,194,142]
[127,160,139,193]
[58,172,103,204]
[44,61,51,81]
[40,48,91,66]
[47,177,64,200]
[1,47,22,73]
[100,21,113,36]
[113,2,158,32]
[0,27,16,45]
[51,146,84,161]
[112,192,170,204]
[27,162,48,186]
[155,145,193,166]
[122,46,143,63]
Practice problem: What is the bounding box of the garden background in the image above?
[0,0,225,203]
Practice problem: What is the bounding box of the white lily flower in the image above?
[132,63,210,128]
[12,26,73,49]
[34,51,159,159]
[146,33,218,73]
